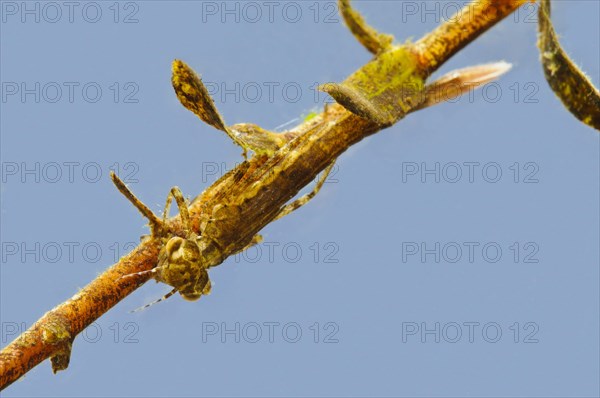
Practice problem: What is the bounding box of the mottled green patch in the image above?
[303,111,318,122]
[319,45,425,126]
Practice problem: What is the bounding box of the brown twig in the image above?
[412,0,528,74]
[0,0,527,390]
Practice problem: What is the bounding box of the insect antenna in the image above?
[130,288,178,313]
[116,268,158,282]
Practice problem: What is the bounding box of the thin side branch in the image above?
[0,0,527,390]
[338,0,394,54]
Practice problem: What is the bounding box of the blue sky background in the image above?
[1,1,599,396]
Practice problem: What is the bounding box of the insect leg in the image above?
[232,234,264,256]
[169,187,191,236]
[110,171,163,236]
[274,160,336,221]
[161,192,173,225]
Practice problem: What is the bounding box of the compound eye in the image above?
[166,237,184,253]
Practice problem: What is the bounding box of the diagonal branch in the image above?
[0,0,527,390]
[412,0,528,74]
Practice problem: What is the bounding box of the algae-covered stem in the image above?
[0,0,527,390]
